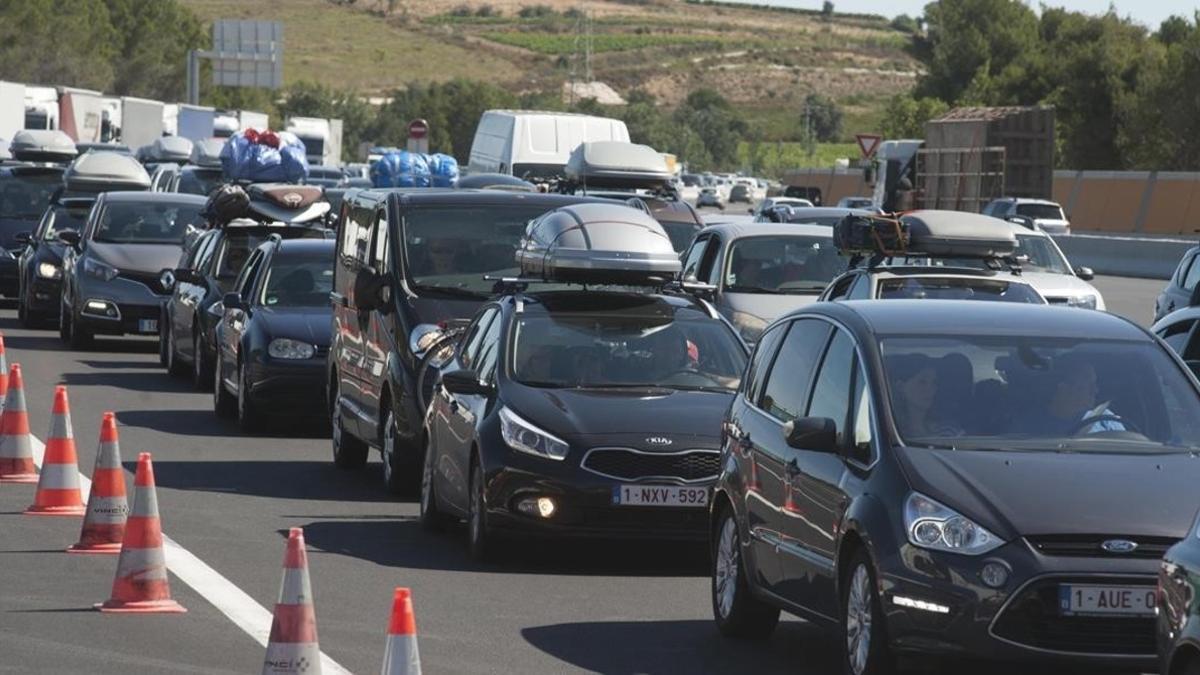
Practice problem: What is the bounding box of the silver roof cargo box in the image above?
[151,135,194,163]
[64,151,151,193]
[190,138,225,168]
[565,141,672,190]
[517,202,681,285]
[10,130,77,163]
[901,210,1016,258]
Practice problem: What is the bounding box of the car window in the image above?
[194,232,219,272]
[877,277,1043,303]
[849,362,874,465]
[725,236,843,294]
[743,322,787,403]
[846,274,872,300]
[260,256,335,308]
[214,234,268,280]
[759,319,832,421]
[1014,235,1071,274]
[698,236,723,285]
[371,208,390,271]
[1160,320,1195,355]
[1183,255,1200,293]
[459,307,498,370]
[681,236,710,281]
[825,274,854,301]
[474,312,505,383]
[806,330,856,448]
[0,171,60,218]
[349,206,373,265]
[1016,203,1065,220]
[234,250,265,296]
[38,203,90,242]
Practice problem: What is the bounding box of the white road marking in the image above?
[28,436,353,675]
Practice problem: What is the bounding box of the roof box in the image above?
[63,151,151,193]
[902,210,1016,258]
[10,130,77,163]
[456,173,536,192]
[565,141,672,190]
[516,202,681,285]
[151,136,193,163]
[190,138,225,168]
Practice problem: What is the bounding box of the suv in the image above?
[16,196,94,326]
[0,162,67,297]
[329,189,605,493]
[982,197,1071,235]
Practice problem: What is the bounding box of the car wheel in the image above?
[1184,658,1200,675]
[330,376,368,469]
[58,301,70,343]
[236,361,260,432]
[841,551,894,675]
[67,310,92,350]
[418,434,451,533]
[192,329,211,391]
[712,507,780,638]
[381,407,414,495]
[212,353,236,419]
[467,456,499,561]
[165,323,186,377]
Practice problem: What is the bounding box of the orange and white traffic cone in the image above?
[0,334,11,402]
[97,452,185,613]
[0,364,36,483]
[25,386,86,516]
[69,412,128,553]
[380,588,422,675]
[263,528,321,675]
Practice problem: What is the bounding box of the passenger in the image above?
[1036,356,1126,435]
[890,356,962,438]
[422,239,462,276]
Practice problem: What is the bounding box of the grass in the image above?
[737,142,861,175]
[480,31,745,54]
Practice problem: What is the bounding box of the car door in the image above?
[1164,252,1200,319]
[173,230,218,361]
[361,205,394,424]
[738,318,831,593]
[439,305,501,512]
[219,249,265,393]
[332,200,375,434]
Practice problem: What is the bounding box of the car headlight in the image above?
[83,257,119,281]
[268,338,316,360]
[498,406,569,461]
[37,262,62,279]
[904,492,1003,556]
[1066,294,1097,310]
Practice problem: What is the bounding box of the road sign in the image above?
[211,20,283,89]
[856,134,883,159]
[407,119,429,154]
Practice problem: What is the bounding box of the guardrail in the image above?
[1051,233,1196,280]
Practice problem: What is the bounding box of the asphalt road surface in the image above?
[0,276,1163,675]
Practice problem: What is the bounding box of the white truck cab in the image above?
[467,110,629,181]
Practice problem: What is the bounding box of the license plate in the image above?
[612,485,709,507]
[1059,584,1156,617]
[137,319,158,334]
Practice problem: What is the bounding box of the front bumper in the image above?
[27,276,62,313]
[245,357,327,415]
[73,275,168,336]
[878,537,1159,669]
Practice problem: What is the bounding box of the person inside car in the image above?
[890,355,963,439]
[1039,355,1126,435]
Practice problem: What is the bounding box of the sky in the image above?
[722,0,1194,30]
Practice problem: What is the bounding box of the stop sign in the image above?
[408,119,429,140]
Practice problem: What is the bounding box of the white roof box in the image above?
[63,151,151,193]
[190,138,225,168]
[151,136,193,163]
[566,141,672,189]
[517,202,681,285]
[901,210,1016,258]
[10,129,77,162]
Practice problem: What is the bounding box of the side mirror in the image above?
[173,268,203,285]
[783,416,838,452]
[14,231,31,245]
[441,369,493,396]
[1075,266,1094,281]
[354,269,392,313]
[222,292,243,311]
[58,229,81,247]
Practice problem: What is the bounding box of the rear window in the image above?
[878,277,1044,303]
[1016,203,1065,220]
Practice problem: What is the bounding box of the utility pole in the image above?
[803,101,815,158]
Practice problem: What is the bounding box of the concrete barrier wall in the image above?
[1051,233,1195,280]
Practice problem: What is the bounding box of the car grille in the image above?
[991,576,1156,656]
[119,270,170,295]
[1026,535,1176,560]
[582,448,719,483]
[1044,296,1070,305]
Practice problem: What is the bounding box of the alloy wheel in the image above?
[846,564,873,675]
[714,517,739,619]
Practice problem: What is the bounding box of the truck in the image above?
[58,87,106,143]
[0,81,25,145]
[24,86,59,131]
[162,104,178,137]
[213,110,269,138]
[100,96,121,143]
[121,97,165,151]
[285,116,342,167]
[467,110,630,180]
[178,105,215,141]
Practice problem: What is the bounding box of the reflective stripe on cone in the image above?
[26,386,85,515]
[0,364,36,483]
[69,413,129,554]
[263,527,321,675]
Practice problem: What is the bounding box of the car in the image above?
[16,197,93,326]
[305,165,346,188]
[467,110,630,180]
[711,300,1200,673]
[1149,306,1200,370]
[697,188,725,210]
[0,163,67,298]
[329,189,608,494]
[171,165,224,196]
[836,196,874,210]
[75,142,131,156]
[757,206,874,226]
[455,173,537,193]
[752,197,814,218]
[1159,509,1200,675]
[162,220,329,389]
[58,192,208,348]
[1156,246,1200,322]
[982,197,1071,235]
[213,237,335,431]
[729,184,753,204]
[419,203,747,557]
[822,265,1045,304]
[679,222,845,343]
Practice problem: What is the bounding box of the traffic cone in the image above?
[263,528,321,675]
[97,452,185,613]
[0,334,11,402]
[25,386,86,516]
[69,412,128,553]
[0,364,36,483]
[380,588,422,675]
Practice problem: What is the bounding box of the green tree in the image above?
[672,88,747,169]
[912,0,1040,103]
[890,14,919,34]
[1120,17,1200,169]
[102,0,205,100]
[822,1,834,19]
[804,93,843,142]
[878,94,948,138]
[0,0,117,91]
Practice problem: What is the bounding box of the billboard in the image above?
[211,20,283,89]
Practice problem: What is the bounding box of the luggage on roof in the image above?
[833,210,1016,260]
[371,151,430,188]
[427,153,459,188]
[10,130,77,163]
[151,136,193,163]
[63,151,151,193]
[220,129,309,183]
[190,138,225,168]
[565,141,672,190]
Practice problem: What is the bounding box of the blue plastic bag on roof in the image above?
[428,153,459,187]
[371,151,430,188]
[219,129,310,183]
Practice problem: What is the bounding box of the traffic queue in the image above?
[4,124,1200,675]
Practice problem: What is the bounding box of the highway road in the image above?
[0,276,1163,675]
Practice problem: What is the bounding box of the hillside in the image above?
[181,0,919,140]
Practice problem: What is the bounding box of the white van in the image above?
[467,110,630,180]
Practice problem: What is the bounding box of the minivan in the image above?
[466,110,629,181]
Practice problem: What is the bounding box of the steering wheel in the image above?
[1068,413,1141,437]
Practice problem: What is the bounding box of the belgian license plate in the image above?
[612,485,709,507]
[1059,585,1156,617]
[137,319,158,334]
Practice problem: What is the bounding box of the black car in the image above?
[213,238,334,431]
[1156,246,1200,323]
[16,196,93,326]
[420,289,748,558]
[59,192,207,347]
[329,189,606,493]
[162,222,329,389]
[0,163,66,296]
[1158,511,1200,675]
[710,300,1200,673]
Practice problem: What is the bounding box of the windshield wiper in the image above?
[661,384,733,394]
[725,285,782,295]
[413,284,489,300]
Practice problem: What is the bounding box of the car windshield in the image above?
[660,221,699,253]
[1016,203,1064,220]
[176,169,223,196]
[881,336,1200,453]
[512,313,746,391]
[94,201,204,244]
[41,203,90,241]
[260,257,334,308]
[726,235,845,294]
[1014,234,1071,274]
[877,277,1043,303]
[404,204,562,297]
[1,173,60,219]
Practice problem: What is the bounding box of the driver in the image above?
[1039,355,1126,435]
[422,239,462,276]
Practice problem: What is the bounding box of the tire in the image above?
[165,323,186,377]
[418,434,451,533]
[58,301,70,343]
[330,375,368,469]
[212,353,236,418]
[192,329,211,391]
[711,506,780,639]
[841,550,894,675]
[467,456,499,561]
[1184,658,1200,675]
[236,361,260,432]
[66,310,92,350]
[17,295,39,328]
